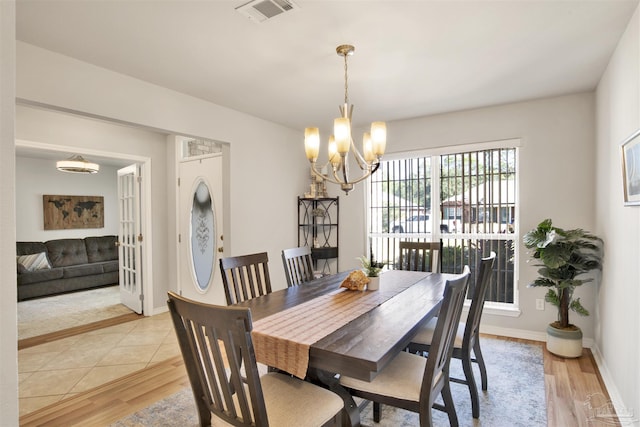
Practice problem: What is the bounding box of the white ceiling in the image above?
[15,0,639,135]
[15,144,131,167]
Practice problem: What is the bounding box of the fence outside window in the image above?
[368,147,517,304]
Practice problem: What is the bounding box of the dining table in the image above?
[235,269,454,427]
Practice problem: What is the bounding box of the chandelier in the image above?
[56,154,100,174]
[304,44,386,194]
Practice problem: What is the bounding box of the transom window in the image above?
[368,146,518,305]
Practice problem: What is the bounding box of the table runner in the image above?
[251,270,429,379]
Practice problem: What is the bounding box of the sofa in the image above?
[16,235,119,301]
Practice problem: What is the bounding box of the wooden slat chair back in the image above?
[408,251,497,419]
[281,246,315,287]
[167,291,343,427]
[339,267,470,427]
[420,266,470,424]
[220,252,272,305]
[167,291,267,426]
[397,241,442,272]
[463,251,497,365]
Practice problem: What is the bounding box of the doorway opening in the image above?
[15,139,152,341]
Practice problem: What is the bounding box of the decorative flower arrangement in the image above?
[358,255,384,277]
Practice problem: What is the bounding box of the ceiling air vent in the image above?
[235,0,299,23]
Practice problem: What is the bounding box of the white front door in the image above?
[178,155,225,304]
[117,164,143,314]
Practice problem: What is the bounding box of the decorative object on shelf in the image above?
[56,154,100,174]
[523,218,603,358]
[303,44,387,194]
[311,208,326,218]
[305,169,328,199]
[43,195,104,229]
[620,128,640,206]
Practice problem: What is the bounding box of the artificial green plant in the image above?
[523,219,603,329]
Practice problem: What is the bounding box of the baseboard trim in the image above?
[479,324,594,348]
[480,324,546,342]
[150,305,169,316]
[590,344,635,424]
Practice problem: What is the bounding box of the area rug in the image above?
[18,285,133,339]
[111,336,546,426]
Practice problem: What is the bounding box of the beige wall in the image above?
[1,1,18,423]
[595,5,640,418]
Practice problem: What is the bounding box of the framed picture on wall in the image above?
[43,195,104,229]
[621,129,640,206]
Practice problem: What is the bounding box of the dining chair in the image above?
[281,246,315,287]
[339,267,470,427]
[167,291,343,427]
[408,251,497,419]
[397,241,442,273]
[220,252,272,305]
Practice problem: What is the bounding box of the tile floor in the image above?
[18,311,180,417]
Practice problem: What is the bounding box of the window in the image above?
[368,145,518,306]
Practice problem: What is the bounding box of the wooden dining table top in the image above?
[236,269,453,382]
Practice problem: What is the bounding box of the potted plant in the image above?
[523,218,603,358]
[358,255,384,290]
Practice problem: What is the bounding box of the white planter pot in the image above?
[368,276,380,291]
[546,324,583,358]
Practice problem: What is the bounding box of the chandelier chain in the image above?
[343,53,349,105]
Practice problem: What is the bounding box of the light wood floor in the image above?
[20,332,616,427]
[497,335,616,427]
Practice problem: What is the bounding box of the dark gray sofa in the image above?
[16,235,119,301]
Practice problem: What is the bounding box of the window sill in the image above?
[464,301,521,318]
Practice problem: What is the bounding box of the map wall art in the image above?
[43,195,104,230]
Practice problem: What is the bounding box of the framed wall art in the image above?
[43,195,104,229]
[621,129,640,206]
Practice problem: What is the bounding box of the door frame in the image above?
[174,136,230,300]
[15,139,154,315]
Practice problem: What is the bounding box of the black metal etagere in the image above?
[297,197,339,275]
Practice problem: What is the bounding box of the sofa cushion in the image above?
[17,267,64,285]
[100,260,120,273]
[45,238,88,268]
[85,235,118,263]
[16,241,47,256]
[63,263,104,278]
[17,252,51,272]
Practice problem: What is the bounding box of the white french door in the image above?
[178,155,225,305]
[117,164,143,314]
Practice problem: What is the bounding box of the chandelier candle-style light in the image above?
[304,44,386,194]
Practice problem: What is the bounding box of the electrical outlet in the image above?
[535,298,545,310]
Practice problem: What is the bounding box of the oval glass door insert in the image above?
[190,180,216,291]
